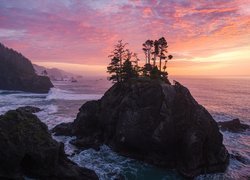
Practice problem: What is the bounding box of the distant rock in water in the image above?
[0,108,98,180]
[218,118,249,132]
[53,79,229,178]
[0,43,53,93]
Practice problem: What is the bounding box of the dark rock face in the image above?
[0,109,98,180]
[0,43,53,93]
[17,106,42,114]
[53,79,229,178]
[218,118,249,132]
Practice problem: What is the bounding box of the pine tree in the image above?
[107,57,120,82]
[109,40,128,67]
[107,40,128,82]
[121,59,138,82]
[158,37,168,71]
[152,40,159,67]
[142,40,154,64]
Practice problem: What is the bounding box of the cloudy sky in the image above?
[1,0,250,76]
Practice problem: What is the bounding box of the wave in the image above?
[46,88,103,101]
[0,90,23,94]
[70,145,181,180]
[0,91,47,115]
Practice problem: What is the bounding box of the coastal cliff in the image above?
[53,79,229,178]
[0,108,98,180]
[0,43,53,93]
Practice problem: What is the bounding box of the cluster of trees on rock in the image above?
[107,37,173,83]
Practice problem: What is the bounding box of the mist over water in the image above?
[0,77,249,180]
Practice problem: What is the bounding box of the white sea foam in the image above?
[70,144,183,180]
[0,105,20,115]
[70,145,137,180]
[0,90,23,94]
[53,136,77,155]
[0,91,46,115]
[46,88,103,101]
[35,104,64,129]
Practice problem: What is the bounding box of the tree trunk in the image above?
[148,51,151,64]
[159,57,162,71]
[153,54,156,67]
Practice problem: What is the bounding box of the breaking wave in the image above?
[46,88,103,101]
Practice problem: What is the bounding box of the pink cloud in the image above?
[0,0,249,76]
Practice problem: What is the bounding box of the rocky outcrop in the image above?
[0,109,98,180]
[16,106,42,114]
[53,79,229,178]
[0,43,53,93]
[218,118,249,132]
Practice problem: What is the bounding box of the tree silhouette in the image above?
[121,59,138,81]
[131,53,139,67]
[158,37,168,72]
[109,40,128,67]
[142,40,154,65]
[107,37,173,84]
[152,40,159,67]
[150,66,161,79]
[107,40,128,82]
[131,52,141,73]
[107,57,120,82]
[163,55,173,72]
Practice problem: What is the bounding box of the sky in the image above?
[0,0,250,77]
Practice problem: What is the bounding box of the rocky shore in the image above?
[53,79,229,178]
[0,107,98,180]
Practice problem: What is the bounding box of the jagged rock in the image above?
[218,118,249,132]
[0,109,98,180]
[17,106,41,114]
[53,79,229,178]
[52,122,74,136]
[0,43,53,93]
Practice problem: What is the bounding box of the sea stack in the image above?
[0,43,53,93]
[53,78,229,178]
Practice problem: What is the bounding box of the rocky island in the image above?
[53,38,229,178]
[53,79,229,178]
[0,43,53,93]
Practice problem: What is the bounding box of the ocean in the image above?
[0,76,249,180]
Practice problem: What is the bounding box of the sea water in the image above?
[0,77,249,180]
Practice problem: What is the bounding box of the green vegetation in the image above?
[107,37,173,83]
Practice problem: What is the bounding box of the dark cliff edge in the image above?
[0,108,98,180]
[0,43,53,93]
[53,79,229,178]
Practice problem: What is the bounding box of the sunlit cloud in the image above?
[0,0,249,76]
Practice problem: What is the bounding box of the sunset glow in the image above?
[1,0,250,76]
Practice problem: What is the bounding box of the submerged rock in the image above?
[218,118,249,132]
[0,43,53,93]
[53,79,229,178]
[0,109,98,180]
